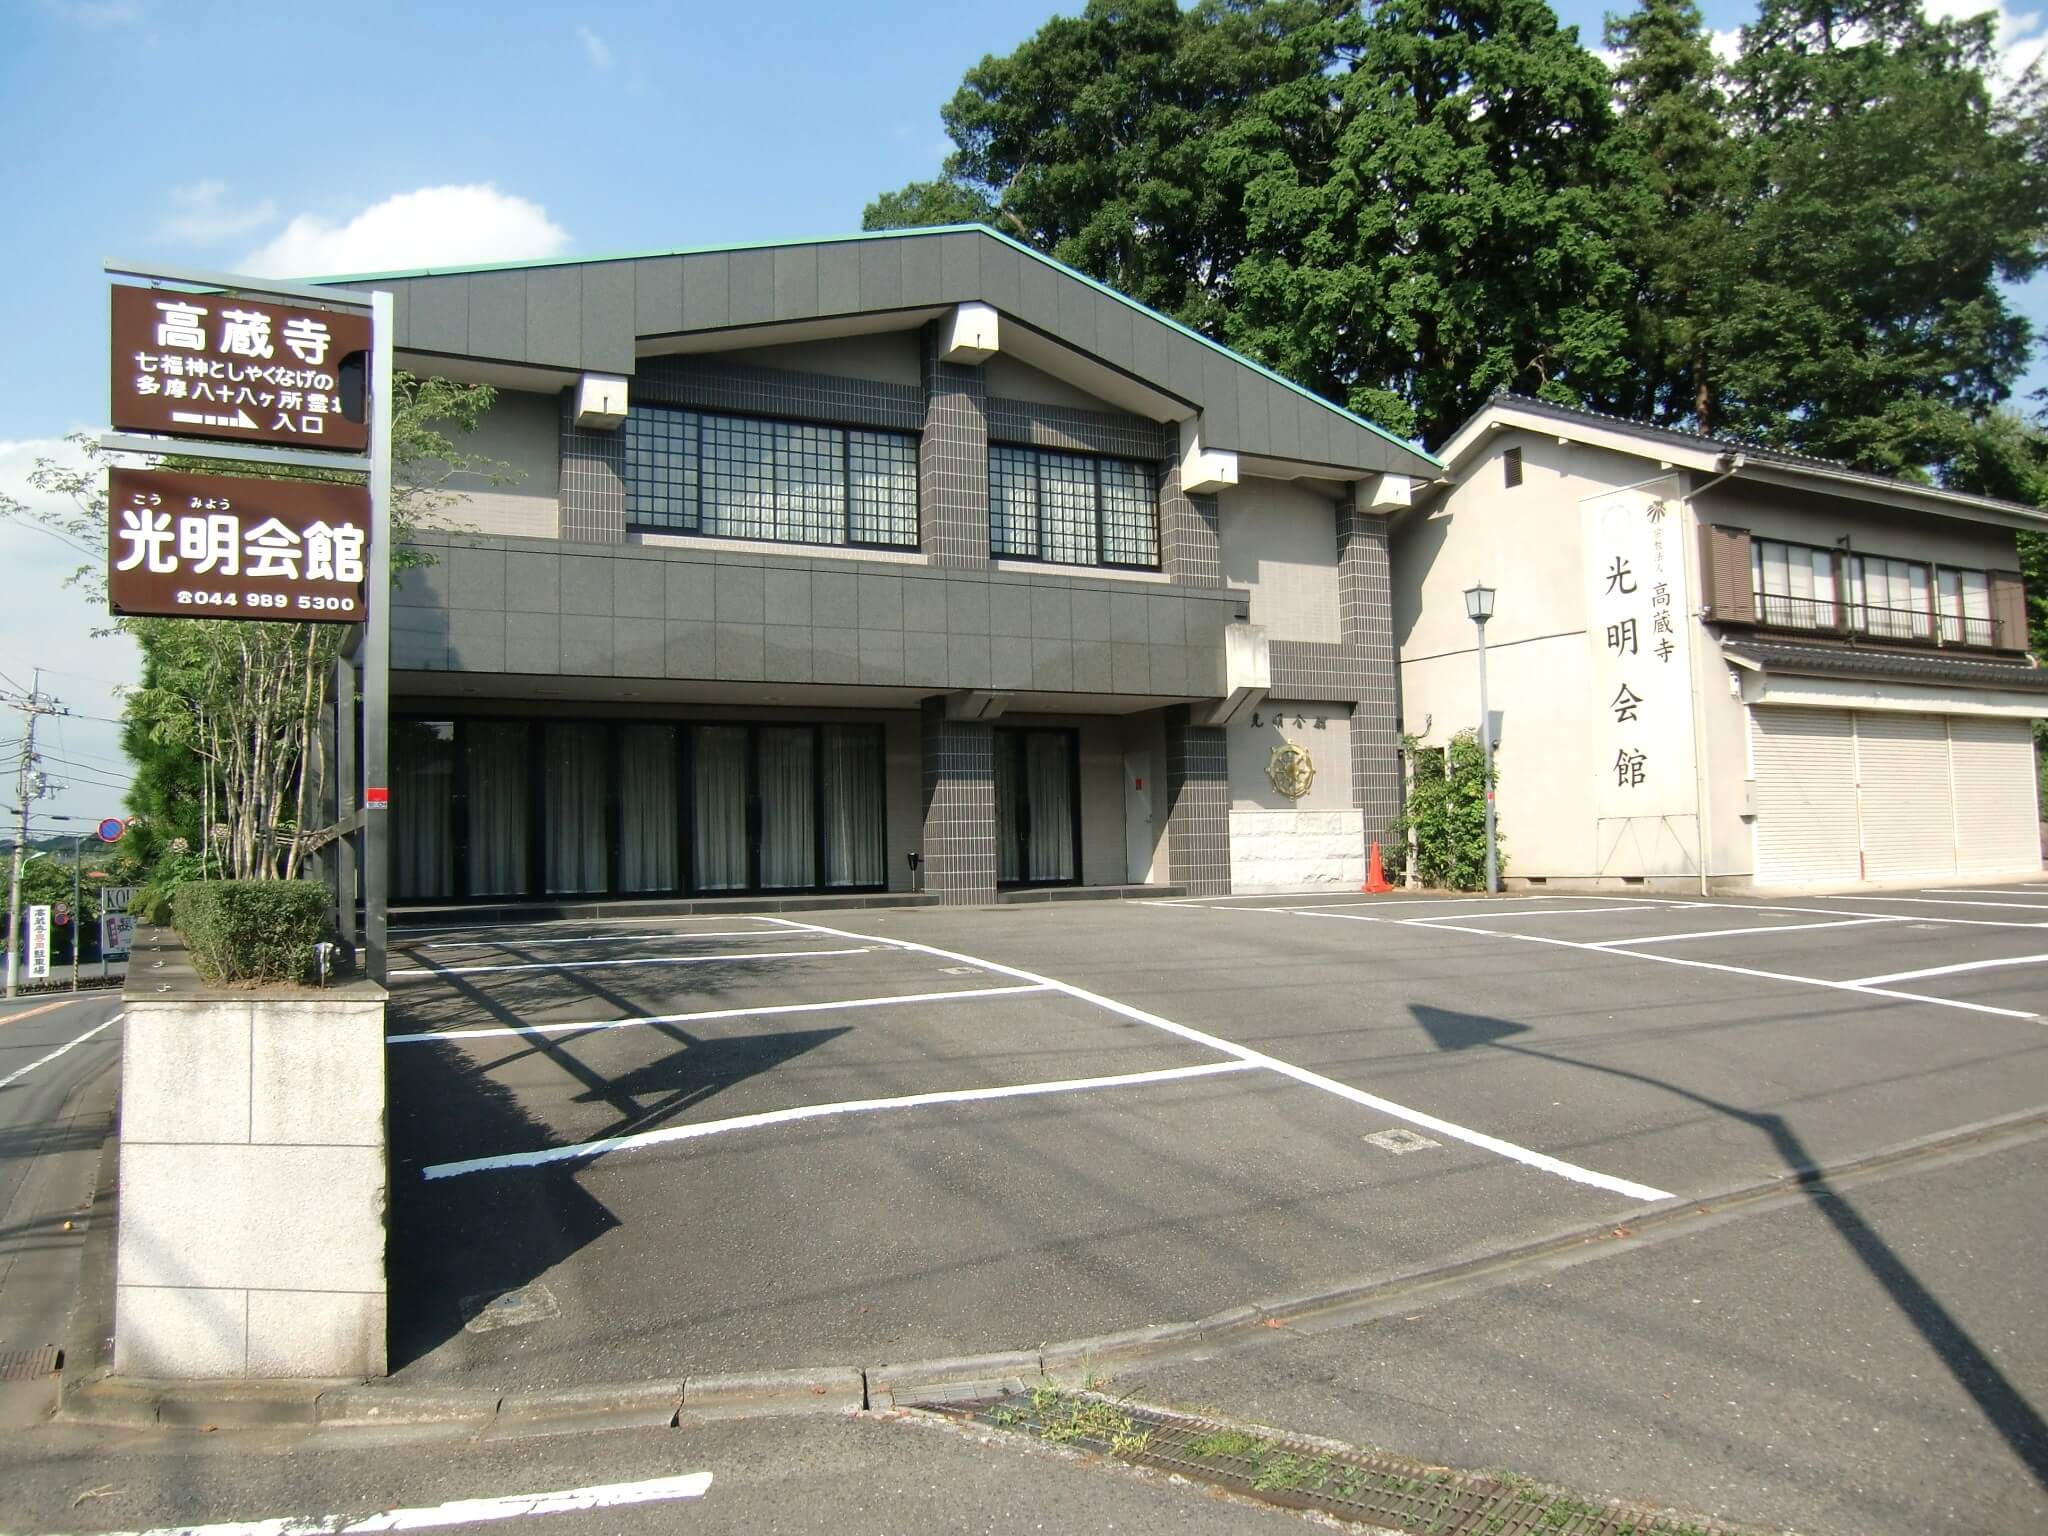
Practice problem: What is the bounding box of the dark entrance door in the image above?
[994,727,1081,886]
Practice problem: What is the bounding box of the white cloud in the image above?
[577,24,612,68]
[154,180,277,245]
[1925,0,2048,92]
[238,185,571,278]
[0,437,143,831]
[1708,26,1742,64]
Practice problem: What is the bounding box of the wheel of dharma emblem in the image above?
[1267,740,1316,799]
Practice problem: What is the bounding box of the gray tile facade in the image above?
[1165,706,1231,897]
[919,697,996,905]
[559,392,626,545]
[921,324,991,568]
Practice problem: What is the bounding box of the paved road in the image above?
[0,993,121,1374]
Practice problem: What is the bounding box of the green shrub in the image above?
[173,880,333,985]
[1387,729,1504,891]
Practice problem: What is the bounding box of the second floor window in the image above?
[621,405,920,550]
[1752,537,1993,646]
[1848,554,1933,642]
[989,445,1160,570]
[1753,539,1837,630]
[1937,567,1994,646]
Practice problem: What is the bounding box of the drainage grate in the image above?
[919,1388,1747,1535]
[0,1346,62,1381]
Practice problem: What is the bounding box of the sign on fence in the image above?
[102,913,136,962]
[26,906,51,981]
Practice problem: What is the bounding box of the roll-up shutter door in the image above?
[1948,716,2042,874]
[1855,713,1956,881]
[1752,707,1860,885]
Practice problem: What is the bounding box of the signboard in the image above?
[108,466,369,622]
[102,913,136,961]
[53,901,70,927]
[26,906,51,981]
[97,817,126,843]
[1580,479,1701,876]
[99,885,137,915]
[111,286,370,452]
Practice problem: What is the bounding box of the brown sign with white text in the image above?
[110,286,371,452]
[107,467,370,622]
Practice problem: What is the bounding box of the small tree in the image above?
[1389,730,1502,891]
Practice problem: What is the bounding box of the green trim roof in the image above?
[312,223,1437,470]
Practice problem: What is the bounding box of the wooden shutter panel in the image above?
[1697,524,1756,624]
[1987,569,2029,653]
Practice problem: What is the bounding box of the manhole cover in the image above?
[0,1345,61,1381]
[1365,1128,1440,1154]
[460,1283,559,1334]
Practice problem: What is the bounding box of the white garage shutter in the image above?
[1949,716,2043,875]
[1855,713,1956,881]
[1753,707,1860,885]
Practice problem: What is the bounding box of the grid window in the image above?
[990,445,1039,558]
[849,431,919,546]
[986,444,1159,570]
[621,405,917,549]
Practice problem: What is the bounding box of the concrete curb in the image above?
[55,1105,2048,1437]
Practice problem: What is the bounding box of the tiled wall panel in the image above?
[1166,705,1232,896]
[921,325,991,568]
[919,697,997,904]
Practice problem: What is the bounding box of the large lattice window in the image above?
[622,406,918,549]
[988,445,1160,570]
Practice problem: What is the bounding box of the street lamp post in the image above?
[1464,583,1499,895]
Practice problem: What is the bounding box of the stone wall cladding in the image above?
[559,390,627,545]
[921,326,992,569]
[1158,437,1224,589]
[919,697,997,903]
[1166,705,1232,896]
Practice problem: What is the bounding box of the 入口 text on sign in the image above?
[111,286,372,452]
[107,466,370,623]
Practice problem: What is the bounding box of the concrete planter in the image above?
[116,935,388,1378]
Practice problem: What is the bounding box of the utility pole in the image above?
[4,670,64,999]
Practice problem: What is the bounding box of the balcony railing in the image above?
[1751,590,1997,648]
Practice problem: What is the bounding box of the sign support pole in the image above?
[363,291,393,986]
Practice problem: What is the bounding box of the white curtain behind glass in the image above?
[693,727,749,890]
[994,735,1021,883]
[822,726,884,887]
[1026,733,1075,882]
[545,725,610,895]
[758,727,815,888]
[619,725,678,893]
[466,722,529,897]
[393,722,454,900]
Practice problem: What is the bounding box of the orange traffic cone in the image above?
[1363,841,1394,894]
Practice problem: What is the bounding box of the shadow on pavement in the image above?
[387,943,846,1372]
[1409,1002,2048,1491]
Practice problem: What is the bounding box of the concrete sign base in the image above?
[115,942,388,1378]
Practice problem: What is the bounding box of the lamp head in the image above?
[1464,582,1496,622]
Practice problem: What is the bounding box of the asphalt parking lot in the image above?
[383,880,2048,1396]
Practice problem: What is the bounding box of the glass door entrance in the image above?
[994,728,1080,886]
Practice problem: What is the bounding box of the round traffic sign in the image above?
[97,818,125,843]
[54,901,70,926]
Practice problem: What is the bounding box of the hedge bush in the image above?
[173,879,333,985]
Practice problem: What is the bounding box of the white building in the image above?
[1393,395,2048,891]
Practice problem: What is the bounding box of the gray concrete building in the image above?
[321,226,1436,906]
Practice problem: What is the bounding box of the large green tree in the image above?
[1603,0,1735,428]
[1707,0,2048,472]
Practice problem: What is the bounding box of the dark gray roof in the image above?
[1474,392,2048,525]
[1723,637,2048,693]
[314,225,1436,479]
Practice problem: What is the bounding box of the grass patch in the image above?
[1186,1428,1265,1459]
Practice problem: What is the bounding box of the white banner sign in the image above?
[27,905,52,980]
[102,913,136,961]
[99,885,137,916]
[1580,479,1700,875]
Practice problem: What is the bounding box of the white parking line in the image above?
[762,918,1674,1203]
[1406,905,1665,923]
[1588,916,1907,948]
[390,946,869,979]
[424,1060,1261,1178]
[60,1472,716,1536]
[395,912,783,936]
[1411,920,2039,1021]
[0,1014,120,1090]
[409,930,784,950]
[386,983,1055,1043]
[1827,895,2048,912]
[1918,886,2048,897]
[1845,953,2048,988]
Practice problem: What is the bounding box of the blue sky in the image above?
[1,0,2040,828]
